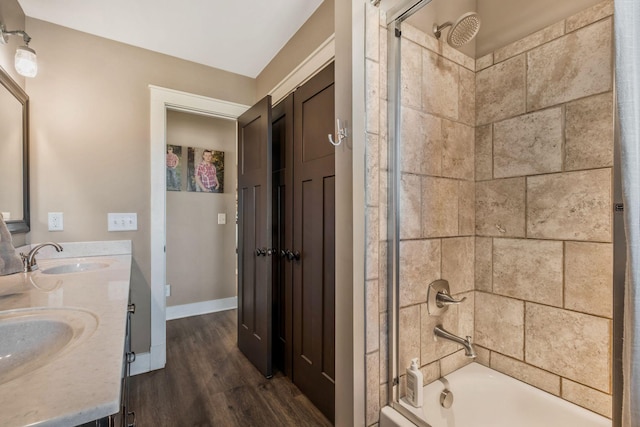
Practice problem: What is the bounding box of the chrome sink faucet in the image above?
[434,324,477,358]
[20,242,63,272]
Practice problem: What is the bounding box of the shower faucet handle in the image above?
[436,290,467,307]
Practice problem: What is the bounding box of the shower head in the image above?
[433,12,481,48]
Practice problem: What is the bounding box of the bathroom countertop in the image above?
[0,241,132,427]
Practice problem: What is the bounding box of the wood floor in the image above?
[130,309,332,427]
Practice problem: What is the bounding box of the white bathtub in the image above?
[380,362,611,427]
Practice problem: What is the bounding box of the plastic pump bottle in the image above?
[406,358,423,407]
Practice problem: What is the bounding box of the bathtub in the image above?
[380,362,611,427]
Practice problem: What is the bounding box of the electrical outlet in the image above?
[165,284,171,297]
[48,212,64,231]
[108,213,137,231]
[218,213,226,225]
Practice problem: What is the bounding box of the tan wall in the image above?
[255,0,334,100]
[24,17,255,353]
[166,110,237,306]
[365,0,614,424]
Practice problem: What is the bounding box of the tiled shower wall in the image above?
[363,1,615,425]
[473,1,614,418]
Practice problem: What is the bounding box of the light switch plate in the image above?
[48,212,64,231]
[218,213,226,225]
[108,213,137,231]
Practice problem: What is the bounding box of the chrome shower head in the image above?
[433,12,481,48]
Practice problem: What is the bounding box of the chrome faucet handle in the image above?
[436,290,467,307]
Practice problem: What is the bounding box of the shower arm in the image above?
[433,22,452,39]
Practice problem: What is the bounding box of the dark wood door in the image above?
[292,63,336,421]
[237,95,273,378]
[272,94,294,376]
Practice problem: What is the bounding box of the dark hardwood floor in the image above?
[130,309,332,427]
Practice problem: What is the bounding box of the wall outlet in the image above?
[218,213,226,225]
[165,284,171,297]
[48,212,64,231]
[108,213,137,231]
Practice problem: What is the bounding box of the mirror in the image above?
[0,66,29,233]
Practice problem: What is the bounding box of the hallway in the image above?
[130,310,332,426]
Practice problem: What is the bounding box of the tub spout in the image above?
[434,325,476,358]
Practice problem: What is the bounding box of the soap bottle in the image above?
[406,358,423,407]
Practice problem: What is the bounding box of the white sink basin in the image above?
[0,308,98,385]
[40,262,110,275]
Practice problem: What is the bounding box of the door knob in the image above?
[255,248,266,256]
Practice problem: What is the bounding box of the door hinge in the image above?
[614,203,624,212]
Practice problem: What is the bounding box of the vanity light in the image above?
[0,23,37,78]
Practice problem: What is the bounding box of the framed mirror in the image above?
[0,65,29,233]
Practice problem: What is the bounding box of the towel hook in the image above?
[328,118,348,146]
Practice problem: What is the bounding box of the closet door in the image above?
[272,94,294,376]
[292,63,335,421]
[237,95,273,378]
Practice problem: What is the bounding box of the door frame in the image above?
[141,85,249,373]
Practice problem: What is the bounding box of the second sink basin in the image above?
[0,308,98,385]
[41,262,110,275]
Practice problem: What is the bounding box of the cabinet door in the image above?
[237,95,273,378]
[292,63,336,421]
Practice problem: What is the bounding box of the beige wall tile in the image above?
[493,108,563,178]
[459,66,476,127]
[459,180,475,235]
[422,177,459,238]
[379,242,388,311]
[476,178,526,237]
[366,132,380,207]
[399,239,441,307]
[441,41,476,71]
[366,351,381,426]
[566,0,614,33]
[476,55,526,125]
[366,59,380,135]
[525,303,611,392]
[401,108,442,175]
[423,50,459,120]
[420,361,441,385]
[401,39,422,110]
[527,169,611,242]
[493,238,563,307]
[475,238,492,292]
[562,378,613,418]
[366,207,379,280]
[476,53,493,71]
[527,18,612,111]
[474,345,491,367]
[491,352,561,396]
[475,124,493,181]
[494,21,565,64]
[380,312,388,384]
[475,292,524,359]
[365,2,380,62]
[442,120,474,180]
[399,305,422,372]
[367,280,380,354]
[400,173,421,239]
[380,29,388,101]
[442,237,475,294]
[565,92,614,171]
[440,350,473,376]
[380,384,388,412]
[403,23,438,52]
[565,242,613,318]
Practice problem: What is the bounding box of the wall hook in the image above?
[328,118,348,146]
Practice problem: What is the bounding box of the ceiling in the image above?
[17,0,324,78]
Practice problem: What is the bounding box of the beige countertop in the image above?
[0,241,131,427]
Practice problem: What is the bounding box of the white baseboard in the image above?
[166,296,237,321]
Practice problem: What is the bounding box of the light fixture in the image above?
[0,23,37,78]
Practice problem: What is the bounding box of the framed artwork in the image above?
[166,144,182,191]
[187,147,224,193]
